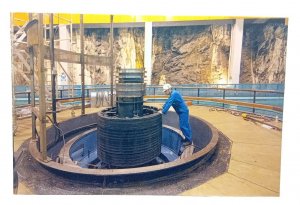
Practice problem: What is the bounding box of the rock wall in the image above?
[72,28,144,85]
[152,25,231,84]
[72,29,111,85]
[74,25,231,85]
[71,21,288,85]
[114,28,144,69]
[13,20,288,86]
[240,20,288,83]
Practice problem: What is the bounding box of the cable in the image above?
[45,114,59,141]
[46,115,66,164]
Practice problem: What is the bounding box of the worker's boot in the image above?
[178,140,193,155]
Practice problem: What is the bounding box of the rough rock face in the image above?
[75,25,231,85]
[152,25,231,84]
[240,21,288,83]
[71,30,110,85]
[71,21,288,85]
[13,20,288,86]
[114,28,144,69]
[72,28,144,84]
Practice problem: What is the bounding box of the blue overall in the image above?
[162,90,192,142]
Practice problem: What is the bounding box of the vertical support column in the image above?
[28,13,37,140]
[50,13,57,124]
[110,15,114,107]
[144,22,153,85]
[11,13,17,137]
[80,14,85,115]
[228,19,244,84]
[29,14,35,135]
[37,13,47,161]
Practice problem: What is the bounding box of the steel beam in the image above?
[80,14,85,115]
[16,41,111,66]
[37,13,47,161]
[110,15,114,107]
[29,38,37,139]
[50,13,57,124]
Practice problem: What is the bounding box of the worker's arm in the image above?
[162,92,176,114]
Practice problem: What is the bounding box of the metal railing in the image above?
[145,85,284,118]
[14,84,284,118]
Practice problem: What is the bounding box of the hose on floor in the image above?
[46,115,66,164]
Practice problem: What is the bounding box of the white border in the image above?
[1,0,299,205]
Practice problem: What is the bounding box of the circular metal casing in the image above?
[97,107,162,167]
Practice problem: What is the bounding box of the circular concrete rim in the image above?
[29,113,219,177]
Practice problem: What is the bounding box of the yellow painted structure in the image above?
[12,13,279,26]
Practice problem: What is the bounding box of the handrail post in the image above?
[27,92,31,105]
[222,89,225,108]
[87,89,90,97]
[253,91,256,113]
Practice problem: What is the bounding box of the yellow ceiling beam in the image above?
[12,12,276,26]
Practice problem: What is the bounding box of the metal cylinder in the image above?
[116,69,145,118]
[97,107,162,167]
[97,68,162,167]
[118,69,144,83]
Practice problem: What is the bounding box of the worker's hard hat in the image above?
[163,84,172,91]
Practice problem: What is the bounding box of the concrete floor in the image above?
[13,104,282,196]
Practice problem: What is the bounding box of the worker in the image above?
[160,84,192,146]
